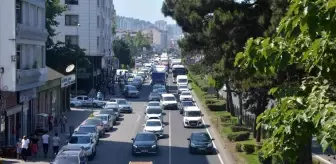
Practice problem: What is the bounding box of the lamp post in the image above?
[75,23,80,96]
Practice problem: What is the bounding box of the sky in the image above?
[113,0,176,24]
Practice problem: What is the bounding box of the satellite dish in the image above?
[65,64,75,73]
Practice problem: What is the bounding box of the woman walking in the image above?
[21,136,30,161]
[30,134,39,158]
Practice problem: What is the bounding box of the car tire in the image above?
[70,103,75,107]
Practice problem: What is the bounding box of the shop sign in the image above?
[61,74,76,88]
[19,88,37,103]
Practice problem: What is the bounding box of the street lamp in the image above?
[75,23,80,96]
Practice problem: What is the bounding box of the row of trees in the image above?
[162,0,336,163]
[113,32,151,68]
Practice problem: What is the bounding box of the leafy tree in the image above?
[46,0,66,49]
[113,39,131,68]
[235,0,336,163]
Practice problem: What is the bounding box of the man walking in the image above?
[41,132,49,158]
[52,133,61,156]
[60,114,67,133]
[21,136,30,161]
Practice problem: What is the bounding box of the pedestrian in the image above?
[30,134,39,158]
[16,138,22,159]
[48,115,53,131]
[21,136,30,161]
[52,133,61,156]
[60,114,67,133]
[41,132,50,158]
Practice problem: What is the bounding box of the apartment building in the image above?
[155,20,167,31]
[54,0,116,94]
[142,28,167,50]
[0,0,49,145]
[116,16,154,32]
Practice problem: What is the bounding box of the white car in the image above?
[64,133,97,160]
[93,114,114,132]
[178,84,189,94]
[183,106,203,128]
[143,119,164,138]
[179,91,194,101]
[146,101,161,110]
[160,94,178,110]
[75,125,100,145]
[145,106,163,122]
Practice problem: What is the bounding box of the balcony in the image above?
[16,67,48,91]
[15,23,48,42]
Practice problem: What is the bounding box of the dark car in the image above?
[51,149,88,164]
[188,132,215,154]
[131,132,158,155]
[179,101,196,114]
[131,78,142,90]
[123,85,140,98]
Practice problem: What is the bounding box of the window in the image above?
[16,45,21,69]
[97,0,99,7]
[16,0,22,24]
[33,7,38,26]
[65,35,79,45]
[22,1,29,24]
[97,16,100,28]
[65,15,79,26]
[65,0,78,5]
[97,36,100,47]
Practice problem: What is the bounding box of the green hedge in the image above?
[227,131,250,142]
[235,143,243,152]
[242,144,255,154]
[231,126,250,132]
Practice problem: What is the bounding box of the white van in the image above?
[176,75,188,86]
[183,106,203,128]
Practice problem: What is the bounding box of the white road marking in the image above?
[313,153,332,164]
[202,117,225,164]
[135,113,141,122]
[169,110,172,164]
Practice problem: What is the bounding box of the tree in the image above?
[46,0,66,49]
[113,39,131,67]
[235,0,336,163]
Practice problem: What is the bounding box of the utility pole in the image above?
[75,23,80,96]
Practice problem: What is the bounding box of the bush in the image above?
[242,144,255,154]
[207,104,225,111]
[227,131,250,141]
[205,99,217,105]
[231,126,250,132]
[235,143,243,152]
[255,142,262,150]
[258,152,272,164]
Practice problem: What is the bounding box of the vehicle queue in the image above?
[50,53,215,164]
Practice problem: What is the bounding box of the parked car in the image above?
[93,114,114,132]
[51,148,88,164]
[98,110,117,124]
[82,118,105,137]
[75,125,100,145]
[131,132,158,156]
[188,132,215,154]
[103,102,120,118]
[64,132,97,160]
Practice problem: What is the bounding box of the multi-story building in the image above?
[142,28,167,50]
[167,24,183,48]
[54,0,116,94]
[155,20,167,31]
[0,0,49,145]
[116,16,154,32]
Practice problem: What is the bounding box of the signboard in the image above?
[19,88,37,103]
[61,74,76,88]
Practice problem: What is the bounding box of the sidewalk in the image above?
[1,109,92,164]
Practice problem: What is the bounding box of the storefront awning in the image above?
[47,67,64,81]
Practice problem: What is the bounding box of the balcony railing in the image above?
[16,23,48,42]
[16,67,47,86]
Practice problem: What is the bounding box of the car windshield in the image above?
[117,100,127,104]
[78,127,96,133]
[99,111,114,115]
[69,136,90,144]
[181,92,191,95]
[53,156,79,164]
[105,104,118,108]
[146,121,162,126]
[182,101,194,106]
[134,77,142,81]
[156,88,166,92]
[186,111,201,117]
[147,108,162,114]
[135,134,156,141]
[148,102,160,106]
[179,85,188,89]
[94,116,107,121]
[178,79,188,83]
[84,119,101,125]
[150,93,160,97]
[128,86,137,91]
[191,133,211,141]
[163,96,175,101]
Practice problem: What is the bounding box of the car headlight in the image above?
[133,145,137,148]
[84,146,90,150]
[151,145,156,148]
[190,143,196,147]
[207,143,213,147]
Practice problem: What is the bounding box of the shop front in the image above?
[61,74,76,112]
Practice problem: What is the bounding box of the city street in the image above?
[3,74,229,164]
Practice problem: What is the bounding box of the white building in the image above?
[0,0,48,145]
[53,0,116,94]
[116,16,154,32]
[155,20,167,31]
[142,28,167,50]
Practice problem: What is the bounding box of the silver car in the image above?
[149,92,161,101]
[93,114,114,132]
[115,98,133,113]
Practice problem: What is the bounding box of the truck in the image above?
[151,65,167,86]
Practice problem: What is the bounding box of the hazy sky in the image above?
[113,0,176,24]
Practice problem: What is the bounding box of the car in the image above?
[123,85,140,98]
[145,106,163,122]
[143,119,164,138]
[160,94,178,110]
[179,91,194,101]
[178,84,189,94]
[115,98,133,113]
[103,102,120,118]
[131,132,158,155]
[127,78,134,85]
[146,101,161,109]
[51,149,88,164]
[98,110,117,124]
[148,92,161,101]
[64,132,97,160]
[183,106,203,128]
[137,71,146,81]
[93,114,114,132]
[153,88,167,95]
[179,101,196,114]
[135,75,144,83]
[75,125,100,145]
[82,118,105,137]
[188,132,215,154]
[131,78,142,90]
[152,84,165,90]
[176,75,188,86]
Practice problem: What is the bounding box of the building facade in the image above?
[0,0,48,145]
[53,0,116,94]
[155,20,167,31]
[116,16,154,32]
[141,28,167,51]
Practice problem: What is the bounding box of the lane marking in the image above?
[202,117,224,164]
[169,110,172,164]
[135,113,141,122]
